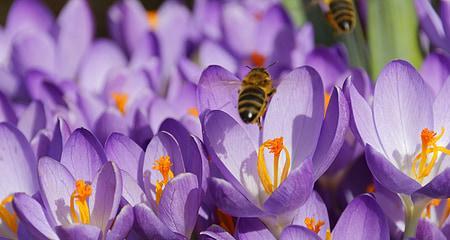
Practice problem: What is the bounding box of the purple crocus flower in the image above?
[0,123,38,239]
[199,66,349,229]
[200,194,389,240]
[106,128,202,239]
[415,0,450,52]
[346,60,450,238]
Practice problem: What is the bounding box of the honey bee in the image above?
[238,67,276,127]
[324,0,356,34]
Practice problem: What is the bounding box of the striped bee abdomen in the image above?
[238,86,266,123]
[329,0,355,33]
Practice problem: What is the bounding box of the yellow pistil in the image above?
[0,195,18,233]
[257,137,291,194]
[250,51,266,67]
[147,11,158,30]
[187,107,199,118]
[324,92,331,116]
[304,217,325,234]
[152,156,174,204]
[70,180,92,224]
[326,229,332,240]
[411,128,450,183]
[111,92,128,115]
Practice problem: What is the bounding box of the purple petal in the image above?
[292,191,330,239]
[90,162,123,233]
[0,91,17,124]
[129,110,153,149]
[178,58,202,85]
[31,130,51,160]
[25,70,68,109]
[415,168,450,198]
[11,30,56,76]
[12,193,58,240]
[121,170,146,206]
[17,101,46,141]
[203,110,261,203]
[120,0,149,54]
[256,5,291,56]
[0,123,38,197]
[416,219,446,240]
[222,2,256,56]
[78,40,127,94]
[236,217,275,240]
[420,52,450,96]
[332,194,389,240]
[441,0,450,40]
[263,66,324,169]
[263,159,313,215]
[159,173,201,237]
[279,225,321,240]
[6,0,53,36]
[93,110,128,145]
[312,87,349,179]
[208,177,264,217]
[55,0,93,79]
[415,0,448,50]
[38,157,75,226]
[373,60,433,167]
[199,41,237,73]
[48,118,71,160]
[55,224,101,240]
[201,225,236,240]
[134,203,178,239]
[61,128,106,181]
[366,145,421,194]
[106,204,134,240]
[105,133,143,180]
[147,98,177,133]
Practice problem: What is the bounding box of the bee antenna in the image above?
[245,65,252,69]
[266,61,278,69]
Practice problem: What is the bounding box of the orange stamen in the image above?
[70,180,92,224]
[147,11,158,30]
[215,209,235,234]
[187,107,199,117]
[0,195,18,233]
[324,92,331,116]
[304,217,325,234]
[250,52,266,67]
[152,156,174,204]
[366,182,376,193]
[326,229,332,240]
[112,92,128,115]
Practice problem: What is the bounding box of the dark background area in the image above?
[0,0,195,37]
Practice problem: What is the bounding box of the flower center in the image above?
[0,195,18,233]
[257,137,291,194]
[250,51,266,67]
[187,107,199,118]
[152,156,174,204]
[70,180,92,224]
[112,92,128,115]
[411,128,450,183]
[366,182,375,193]
[304,217,325,234]
[147,11,158,30]
[422,198,450,227]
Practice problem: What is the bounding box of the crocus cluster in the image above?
[0,0,448,240]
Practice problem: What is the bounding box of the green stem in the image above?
[400,194,428,240]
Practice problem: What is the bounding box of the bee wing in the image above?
[198,79,241,115]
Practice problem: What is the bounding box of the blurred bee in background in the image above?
[322,0,356,34]
[238,65,276,128]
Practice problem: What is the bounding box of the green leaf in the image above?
[282,0,307,26]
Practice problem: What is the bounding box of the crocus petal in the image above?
[203,110,261,203]
[264,66,324,168]
[31,130,51,159]
[420,52,450,95]
[201,225,236,240]
[159,173,201,237]
[121,170,146,206]
[441,0,450,40]
[105,133,143,180]
[256,5,291,56]
[38,157,75,226]
[222,2,256,56]
[55,224,101,240]
[199,41,237,73]
[106,204,134,240]
[208,177,264,217]
[78,40,127,94]
[312,87,349,179]
[93,110,128,145]
[48,118,71,160]
[129,110,153,149]
[147,98,177,133]
[263,159,313,215]
[415,168,450,198]
[12,193,58,240]
[279,225,321,240]
[11,30,55,76]
[120,0,149,54]
[17,101,46,141]
[25,70,68,109]
[415,219,446,240]
[61,128,106,181]
[332,194,389,240]
[373,60,433,168]
[0,123,38,197]
[55,0,93,79]
[366,145,421,194]
[236,217,275,240]
[0,91,17,124]
[415,0,448,50]
[292,191,330,239]
[6,0,53,36]
[90,162,122,233]
[134,203,178,239]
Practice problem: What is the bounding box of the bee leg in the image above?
[257,118,262,130]
[268,88,276,97]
